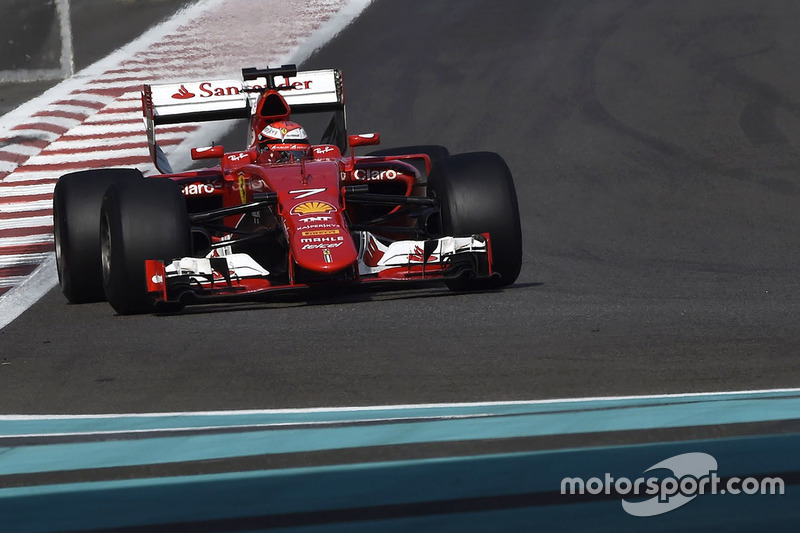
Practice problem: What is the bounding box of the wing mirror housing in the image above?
[348,133,380,165]
[348,133,380,148]
[191,145,225,160]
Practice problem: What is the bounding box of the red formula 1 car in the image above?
[53,65,522,314]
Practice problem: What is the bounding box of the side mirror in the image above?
[348,133,380,148]
[191,145,224,160]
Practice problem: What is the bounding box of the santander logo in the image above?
[169,78,315,101]
[172,85,196,99]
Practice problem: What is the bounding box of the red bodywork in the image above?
[139,68,493,305]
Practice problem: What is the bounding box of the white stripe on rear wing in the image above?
[141,69,344,173]
[143,69,342,125]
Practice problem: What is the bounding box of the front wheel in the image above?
[100,178,191,315]
[53,169,143,303]
[428,152,522,291]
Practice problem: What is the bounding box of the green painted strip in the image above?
[1,433,797,532]
[1,393,800,475]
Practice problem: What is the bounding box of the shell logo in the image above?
[238,174,247,204]
[291,201,336,215]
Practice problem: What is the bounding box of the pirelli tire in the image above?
[428,152,522,291]
[53,168,144,303]
[367,145,450,182]
[100,178,191,315]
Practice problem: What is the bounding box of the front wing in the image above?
[145,233,495,306]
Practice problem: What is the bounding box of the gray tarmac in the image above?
[2,0,800,421]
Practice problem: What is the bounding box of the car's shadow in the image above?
[156,281,544,317]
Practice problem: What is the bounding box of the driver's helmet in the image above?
[258,120,310,162]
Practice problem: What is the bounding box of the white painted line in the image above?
[24,150,149,166]
[0,216,52,230]
[3,172,70,182]
[0,253,53,268]
[33,138,148,150]
[57,0,75,78]
[0,200,53,213]
[0,276,29,288]
[2,130,60,143]
[61,123,152,136]
[83,80,147,89]
[0,415,490,440]
[2,388,799,420]
[45,100,108,112]
[0,234,53,247]
[11,116,83,130]
[115,93,147,102]
[35,104,93,115]
[0,184,56,197]
[84,116,141,126]
[0,254,57,330]
[0,144,45,157]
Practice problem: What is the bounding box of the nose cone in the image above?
[290,224,358,273]
[275,160,357,274]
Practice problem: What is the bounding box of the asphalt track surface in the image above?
[0,0,192,115]
[2,0,800,415]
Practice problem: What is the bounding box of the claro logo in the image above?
[182,183,215,196]
[353,168,398,181]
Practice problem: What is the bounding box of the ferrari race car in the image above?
[53,65,522,314]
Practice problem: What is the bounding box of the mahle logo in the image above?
[561,452,784,517]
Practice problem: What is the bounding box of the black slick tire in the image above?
[427,152,522,290]
[53,169,143,303]
[100,178,191,315]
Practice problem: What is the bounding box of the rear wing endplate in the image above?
[142,68,344,173]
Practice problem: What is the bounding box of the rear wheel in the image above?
[428,152,522,290]
[53,169,143,303]
[100,179,191,315]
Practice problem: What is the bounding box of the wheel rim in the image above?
[100,212,112,287]
[53,206,65,284]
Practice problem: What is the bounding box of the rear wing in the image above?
[142,67,345,173]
